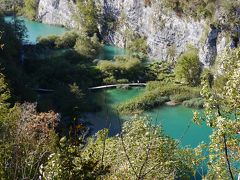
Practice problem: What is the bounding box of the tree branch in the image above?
[223,134,234,180]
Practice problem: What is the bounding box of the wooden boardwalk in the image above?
[88,83,146,90]
[34,88,55,92]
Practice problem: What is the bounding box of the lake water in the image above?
[5,16,213,178]
[4,16,67,44]
[4,16,128,60]
[5,16,212,147]
[97,45,128,60]
[87,88,212,148]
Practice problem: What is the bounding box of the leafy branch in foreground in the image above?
[41,117,203,179]
[196,48,240,179]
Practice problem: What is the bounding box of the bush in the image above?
[117,79,129,84]
[74,33,102,58]
[55,31,79,48]
[146,61,175,82]
[97,56,145,84]
[41,118,199,179]
[117,93,169,114]
[37,35,59,47]
[22,0,39,20]
[76,0,99,35]
[127,37,148,55]
[117,81,201,114]
[162,0,217,19]
[175,47,202,86]
[182,98,204,108]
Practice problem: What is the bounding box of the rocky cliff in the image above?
[36,0,227,63]
[37,0,77,28]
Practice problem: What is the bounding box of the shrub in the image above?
[182,98,204,108]
[74,33,102,58]
[55,31,79,48]
[37,35,59,47]
[162,0,217,19]
[76,0,99,35]
[117,93,169,114]
[175,47,202,86]
[146,61,175,82]
[97,56,145,84]
[127,37,148,54]
[22,0,39,20]
[117,81,201,114]
[41,118,199,179]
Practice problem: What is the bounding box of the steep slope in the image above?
[36,0,227,63]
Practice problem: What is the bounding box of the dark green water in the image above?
[4,16,67,44]
[87,88,212,148]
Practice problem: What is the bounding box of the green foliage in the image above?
[117,93,169,114]
[40,131,110,179]
[0,103,59,179]
[41,118,201,179]
[219,0,240,24]
[162,0,217,19]
[24,49,102,115]
[37,35,59,47]
[74,33,102,58]
[22,0,38,20]
[0,73,10,104]
[127,36,148,55]
[55,31,78,48]
[162,0,240,26]
[167,44,177,61]
[0,16,35,102]
[76,0,99,35]
[198,48,240,179]
[37,31,79,49]
[117,81,201,114]
[175,47,202,86]
[97,56,145,84]
[182,98,204,108]
[147,61,175,82]
[0,16,26,57]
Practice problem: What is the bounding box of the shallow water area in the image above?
[87,87,212,148]
[4,16,67,44]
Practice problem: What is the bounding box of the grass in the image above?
[116,81,201,114]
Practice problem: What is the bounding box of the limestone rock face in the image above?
[36,0,227,62]
[37,0,77,28]
[97,0,205,60]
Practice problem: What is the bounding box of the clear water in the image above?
[87,88,212,148]
[5,16,213,178]
[4,16,212,147]
[97,45,128,60]
[85,88,144,136]
[4,16,67,44]
[4,17,127,60]
[145,106,211,147]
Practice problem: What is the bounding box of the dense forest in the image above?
[0,0,239,179]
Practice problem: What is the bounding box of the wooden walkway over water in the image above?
[88,83,146,90]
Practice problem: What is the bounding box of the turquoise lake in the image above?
[86,88,212,148]
[4,16,67,44]
[6,16,212,148]
[97,45,128,60]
